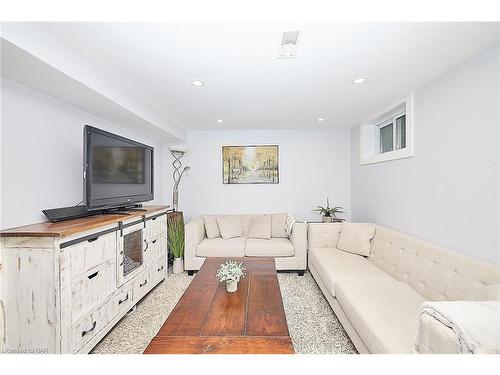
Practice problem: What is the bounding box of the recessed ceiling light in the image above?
[317,118,325,122]
[352,77,367,84]
[217,119,224,124]
[191,80,204,87]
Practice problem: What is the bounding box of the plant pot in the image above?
[322,216,333,223]
[226,279,239,293]
[173,257,184,274]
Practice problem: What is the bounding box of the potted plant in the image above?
[167,214,185,274]
[313,197,345,223]
[216,260,246,292]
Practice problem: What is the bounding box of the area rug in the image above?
[92,271,357,354]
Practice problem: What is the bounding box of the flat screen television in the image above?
[83,125,154,211]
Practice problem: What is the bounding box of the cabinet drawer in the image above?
[145,214,166,240]
[133,258,165,304]
[72,261,116,323]
[133,273,150,303]
[145,234,166,267]
[71,289,122,353]
[69,232,116,279]
[150,256,167,286]
[114,284,134,318]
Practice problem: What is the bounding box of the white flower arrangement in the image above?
[216,260,246,283]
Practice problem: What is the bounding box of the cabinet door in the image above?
[145,214,167,240]
[145,233,167,267]
[116,223,146,287]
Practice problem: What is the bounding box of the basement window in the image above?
[378,112,406,154]
[360,93,414,165]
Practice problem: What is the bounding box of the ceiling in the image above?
[41,22,500,130]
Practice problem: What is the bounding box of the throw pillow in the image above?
[204,216,221,239]
[337,223,376,256]
[216,216,243,239]
[271,212,288,238]
[248,215,272,239]
[284,214,296,236]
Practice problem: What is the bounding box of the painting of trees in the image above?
[222,145,279,184]
[222,146,245,183]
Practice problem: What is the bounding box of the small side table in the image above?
[307,219,345,223]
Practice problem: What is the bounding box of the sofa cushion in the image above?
[248,215,272,239]
[337,223,375,256]
[196,237,246,257]
[271,213,288,238]
[308,247,392,296]
[216,216,243,239]
[245,238,294,257]
[308,223,342,249]
[335,279,426,353]
[204,216,220,239]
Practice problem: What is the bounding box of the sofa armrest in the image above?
[184,218,205,265]
[415,301,500,354]
[415,313,460,354]
[290,222,307,270]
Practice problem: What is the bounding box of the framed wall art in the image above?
[222,145,279,184]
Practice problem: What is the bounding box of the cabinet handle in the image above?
[87,237,99,243]
[81,321,97,337]
[87,271,99,280]
[118,294,129,305]
[140,279,148,287]
[157,265,164,272]
[152,217,157,221]
[143,240,149,252]
[119,261,124,267]
[120,251,124,255]
[152,239,157,244]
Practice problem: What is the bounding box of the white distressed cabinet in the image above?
[0,205,168,354]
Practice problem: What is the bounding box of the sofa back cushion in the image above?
[216,216,243,239]
[307,223,342,248]
[464,284,500,301]
[337,223,376,256]
[204,216,221,239]
[369,225,500,301]
[271,213,288,238]
[202,215,253,237]
[248,215,272,239]
[203,214,288,238]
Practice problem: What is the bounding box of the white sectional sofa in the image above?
[184,213,307,274]
[308,223,500,354]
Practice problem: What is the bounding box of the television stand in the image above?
[0,205,169,353]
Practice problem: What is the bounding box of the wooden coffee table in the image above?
[144,257,294,354]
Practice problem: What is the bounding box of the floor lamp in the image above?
[168,144,190,211]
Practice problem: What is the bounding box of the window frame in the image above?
[376,110,406,154]
[359,93,414,165]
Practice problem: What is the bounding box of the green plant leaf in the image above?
[167,215,185,258]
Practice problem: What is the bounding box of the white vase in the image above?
[173,257,184,274]
[226,279,238,293]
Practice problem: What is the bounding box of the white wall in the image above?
[179,129,351,222]
[0,78,167,229]
[351,44,500,264]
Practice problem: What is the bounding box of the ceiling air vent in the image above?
[278,30,300,59]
